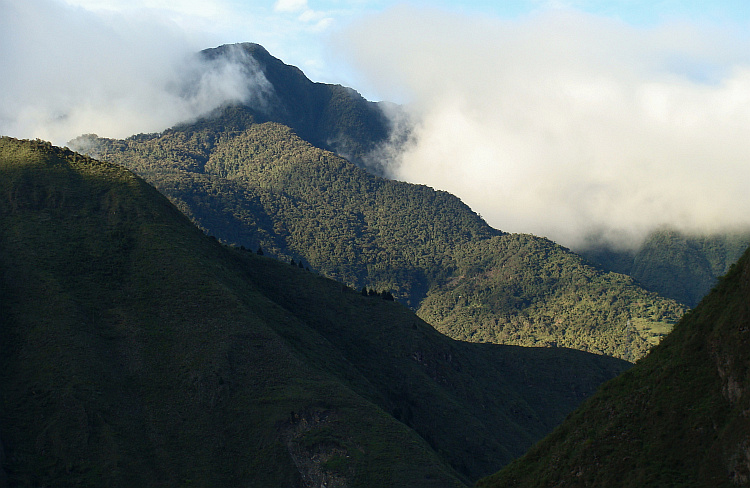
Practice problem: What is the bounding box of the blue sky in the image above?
[4,0,750,245]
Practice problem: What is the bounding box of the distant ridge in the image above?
[582,229,750,307]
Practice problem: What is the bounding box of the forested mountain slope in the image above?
[0,137,630,486]
[418,234,682,360]
[73,122,498,306]
[200,43,745,313]
[478,244,750,488]
[72,122,686,360]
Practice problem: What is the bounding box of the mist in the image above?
[333,6,750,249]
[0,0,271,146]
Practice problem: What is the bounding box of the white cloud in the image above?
[274,0,308,13]
[0,0,272,145]
[273,0,334,34]
[333,5,750,248]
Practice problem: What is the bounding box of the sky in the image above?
[3,0,750,248]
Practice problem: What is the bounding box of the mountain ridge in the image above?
[8,39,747,486]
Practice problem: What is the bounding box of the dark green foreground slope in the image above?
[0,137,629,487]
[479,245,750,487]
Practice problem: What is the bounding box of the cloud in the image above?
[274,0,308,13]
[0,0,272,145]
[273,0,333,33]
[333,5,750,248]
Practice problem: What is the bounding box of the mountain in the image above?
[199,42,393,169]
[478,244,750,488]
[71,117,686,361]
[581,229,750,308]
[192,43,745,314]
[0,136,630,486]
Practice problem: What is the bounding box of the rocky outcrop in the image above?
[282,410,356,488]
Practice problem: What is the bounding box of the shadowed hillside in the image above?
[478,244,750,488]
[0,137,630,486]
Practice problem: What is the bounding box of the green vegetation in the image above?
[581,228,750,307]
[0,137,629,486]
[478,245,750,488]
[72,119,686,361]
[71,122,498,307]
[419,234,685,359]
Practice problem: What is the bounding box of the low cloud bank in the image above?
[334,6,750,249]
[0,0,271,145]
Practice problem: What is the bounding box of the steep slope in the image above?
[0,137,630,486]
[581,229,750,307]
[478,244,750,488]
[71,121,686,361]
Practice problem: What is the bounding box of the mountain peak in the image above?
[192,42,391,168]
[201,42,275,68]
